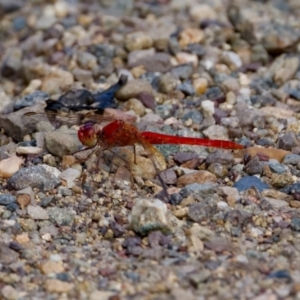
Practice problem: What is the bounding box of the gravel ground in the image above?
[1,0,300,299]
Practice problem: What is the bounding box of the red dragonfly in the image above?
[24,106,243,197]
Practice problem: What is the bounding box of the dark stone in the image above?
[245,156,263,175]
[206,151,234,167]
[281,183,300,195]
[188,200,218,223]
[171,64,193,80]
[277,131,300,150]
[233,176,270,192]
[8,166,60,191]
[0,194,16,206]
[136,92,155,110]
[14,91,49,111]
[169,193,183,205]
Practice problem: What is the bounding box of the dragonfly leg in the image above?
[133,144,137,165]
[73,145,98,163]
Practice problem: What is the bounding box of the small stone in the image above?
[41,261,65,274]
[115,79,154,101]
[290,200,300,208]
[179,28,204,47]
[221,51,243,70]
[124,98,146,116]
[128,198,172,236]
[158,74,178,93]
[188,200,217,223]
[278,131,300,150]
[207,163,228,178]
[271,173,294,188]
[59,168,81,188]
[0,194,17,206]
[90,291,117,300]
[245,156,263,175]
[44,279,73,293]
[264,197,289,209]
[175,52,198,68]
[76,51,97,70]
[41,68,74,94]
[291,217,300,231]
[44,131,81,158]
[189,4,217,23]
[201,100,215,117]
[203,125,229,140]
[1,47,22,76]
[27,205,49,220]
[17,194,31,210]
[7,165,60,191]
[47,207,76,226]
[0,244,19,264]
[283,154,300,165]
[193,77,208,94]
[16,146,42,155]
[233,176,270,192]
[177,170,217,187]
[125,32,153,51]
[1,285,19,300]
[171,64,193,80]
[218,186,240,207]
[0,154,23,178]
[15,233,30,244]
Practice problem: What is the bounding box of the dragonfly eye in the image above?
[78,123,97,147]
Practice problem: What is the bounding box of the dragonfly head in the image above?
[78,122,97,147]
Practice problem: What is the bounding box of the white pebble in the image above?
[201,100,215,117]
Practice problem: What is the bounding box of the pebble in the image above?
[207,163,228,178]
[1,285,19,300]
[271,173,294,188]
[264,197,289,209]
[201,100,215,117]
[59,168,81,188]
[41,69,74,94]
[171,64,193,80]
[221,51,243,70]
[0,195,17,207]
[16,146,42,155]
[158,74,178,93]
[277,131,300,150]
[44,131,81,157]
[202,125,229,140]
[282,154,300,165]
[115,79,154,101]
[44,279,74,293]
[128,198,172,236]
[7,165,60,191]
[0,154,23,178]
[41,261,65,274]
[233,176,270,192]
[177,170,217,187]
[245,156,263,175]
[218,186,240,207]
[189,4,217,23]
[27,205,49,220]
[125,32,153,51]
[47,207,76,226]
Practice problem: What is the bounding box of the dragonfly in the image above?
[23,104,244,199]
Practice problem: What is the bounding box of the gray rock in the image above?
[128,198,173,236]
[283,154,300,165]
[1,47,23,76]
[291,217,300,231]
[7,165,60,191]
[277,131,300,150]
[0,194,16,206]
[245,156,263,175]
[14,91,49,111]
[44,131,81,157]
[0,243,19,264]
[171,64,194,80]
[188,199,218,223]
[228,2,300,53]
[47,207,76,226]
[27,205,49,220]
